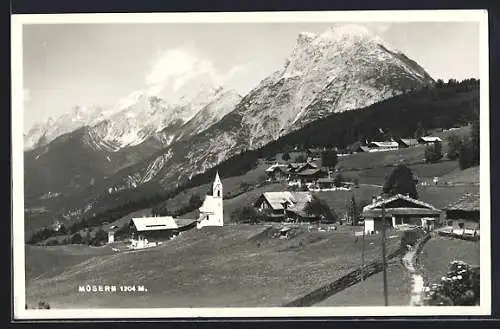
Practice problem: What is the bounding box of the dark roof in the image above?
[296,168,323,176]
[445,192,480,212]
[398,138,419,146]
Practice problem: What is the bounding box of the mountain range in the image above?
[23,24,435,223]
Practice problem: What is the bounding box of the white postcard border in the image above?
[11,9,491,319]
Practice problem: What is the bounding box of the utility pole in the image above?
[381,203,389,306]
[361,225,366,298]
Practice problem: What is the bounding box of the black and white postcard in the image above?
[11,9,491,319]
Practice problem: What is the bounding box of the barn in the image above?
[444,192,480,237]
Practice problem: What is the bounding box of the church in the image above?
[197,171,224,229]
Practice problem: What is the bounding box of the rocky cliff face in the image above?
[108,24,434,192]
[24,86,241,201]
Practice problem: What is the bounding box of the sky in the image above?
[22,21,480,132]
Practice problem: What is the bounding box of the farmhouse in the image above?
[295,168,328,184]
[397,138,419,148]
[286,162,327,184]
[362,194,443,234]
[129,216,180,241]
[254,191,317,222]
[444,192,480,236]
[265,163,288,181]
[366,141,399,152]
[417,136,442,144]
[287,162,318,173]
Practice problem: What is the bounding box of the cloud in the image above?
[363,23,393,35]
[144,46,247,98]
[23,88,31,103]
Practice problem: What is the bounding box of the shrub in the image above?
[446,133,462,160]
[425,141,443,163]
[230,206,262,224]
[37,300,50,309]
[70,232,83,244]
[423,261,480,306]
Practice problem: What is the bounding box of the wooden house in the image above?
[254,191,318,222]
[362,194,443,234]
[129,216,180,241]
[265,163,289,181]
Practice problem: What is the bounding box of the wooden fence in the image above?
[283,247,406,307]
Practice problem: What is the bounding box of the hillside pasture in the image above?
[419,236,480,283]
[438,166,479,185]
[315,259,411,306]
[26,224,402,308]
[25,244,114,281]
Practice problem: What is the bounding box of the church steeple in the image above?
[213,171,223,198]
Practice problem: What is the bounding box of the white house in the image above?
[362,194,442,234]
[197,172,224,228]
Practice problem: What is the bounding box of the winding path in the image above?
[402,237,429,306]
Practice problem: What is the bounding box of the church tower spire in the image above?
[213,171,223,198]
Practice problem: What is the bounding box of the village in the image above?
[24,121,481,309]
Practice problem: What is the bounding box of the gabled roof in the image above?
[418,136,442,142]
[363,194,440,212]
[362,194,442,217]
[398,138,419,146]
[257,192,312,212]
[369,141,399,148]
[131,216,178,232]
[296,168,323,176]
[445,192,480,212]
[265,164,288,173]
[288,162,318,172]
[359,146,371,152]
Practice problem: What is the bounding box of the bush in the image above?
[304,195,338,223]
[425,141,443,163]
[423,261,480,306]
[37,300,50,309]
[230,206,262,224]
[333,173,344,187]
[294,154,307,163]
[446,133,462,160]
[89,228,108,246]
[45,239,59,246]
[70,232,83,244]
